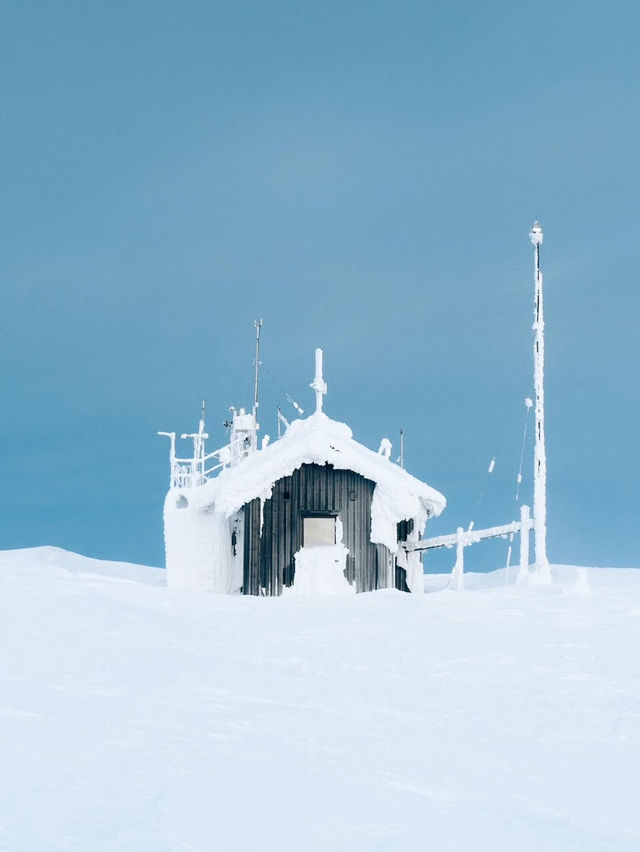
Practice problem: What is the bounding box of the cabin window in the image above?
[303,515,336,547]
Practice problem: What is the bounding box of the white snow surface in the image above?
[190,411,446,549]
[2,546,640,851]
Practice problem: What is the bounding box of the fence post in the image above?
[449,527,465,591]
[518,505,531,583]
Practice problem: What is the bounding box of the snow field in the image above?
[1,547,639,850]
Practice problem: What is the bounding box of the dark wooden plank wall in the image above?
[395,519,413,593]
[242,463,401,595]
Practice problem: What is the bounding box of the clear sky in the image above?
[2,1,639,569]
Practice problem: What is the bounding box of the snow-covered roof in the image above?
[190,411,446,524]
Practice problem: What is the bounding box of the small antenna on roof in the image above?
[310,348,327,413]
[180,401,209,486]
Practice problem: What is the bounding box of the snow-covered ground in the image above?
[1,547,639,851]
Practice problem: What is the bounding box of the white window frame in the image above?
[302,514,337,547]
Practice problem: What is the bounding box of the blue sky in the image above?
[2,1,639,569]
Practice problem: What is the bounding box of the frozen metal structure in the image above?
[406,222,551,585]
[409,508,533,590]
[530,221,550,580]
[159,348,445,595]
[160,223,552,593]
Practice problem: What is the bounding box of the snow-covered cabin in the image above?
[161,350,445,595]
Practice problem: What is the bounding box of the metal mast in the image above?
[310,348,327,413]
[252,318,263,449]
[529,221,550,580]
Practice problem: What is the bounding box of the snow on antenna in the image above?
[252,319,263,447]
[529,221,550,581]
[285,392,304,416]
[180,400,209,487]
[310,348,327,413]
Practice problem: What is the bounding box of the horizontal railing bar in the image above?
[408,519,533,552]
[203,439,247,462]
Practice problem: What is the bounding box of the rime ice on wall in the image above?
[164,411,445,593]
[164,495,243,593]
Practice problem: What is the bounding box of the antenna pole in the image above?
[310,348,327,413]
[253,319,263,448]
[529,222,550,580]
[180,402,209,487]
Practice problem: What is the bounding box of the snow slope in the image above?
[1,547,639,851]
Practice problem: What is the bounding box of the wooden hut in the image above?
[162,351,445,595]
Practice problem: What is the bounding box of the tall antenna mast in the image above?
[529,221,550,580]
[252,318,263,448]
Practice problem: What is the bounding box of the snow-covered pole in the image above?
[310,348,327,413]
[518,504,531,582]
[448,527,465,591]
[181,401,209,487]
[157,431,177,487]
[252,319,263,450]
[530,222,550,581]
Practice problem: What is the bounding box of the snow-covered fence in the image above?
[406,504,533,589]
[158,433,252,490]
[202,436,252,477]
